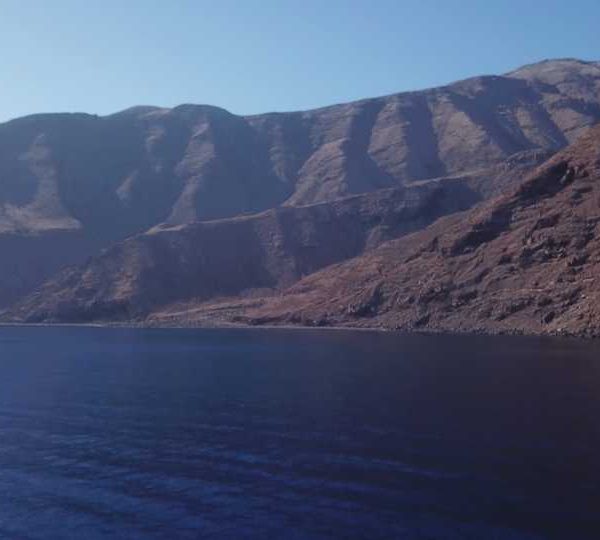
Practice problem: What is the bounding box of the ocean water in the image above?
[0,327,599,539]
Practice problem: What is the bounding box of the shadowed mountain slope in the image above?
[4,178,480,323]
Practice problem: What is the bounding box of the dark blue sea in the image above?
[0,327,599,539]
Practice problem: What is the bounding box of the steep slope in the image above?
[0,58,599,306]
[7,59,598,235]
[5,139,556,325]
[4,178,480,323]
[226,123,600,337]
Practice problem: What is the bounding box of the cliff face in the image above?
[226,123,600,337]
[1,58,600,314]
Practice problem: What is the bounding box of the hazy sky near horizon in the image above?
[1,0,598,122]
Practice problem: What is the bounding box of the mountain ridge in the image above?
[5,57,597,123]
[2,58,600,315]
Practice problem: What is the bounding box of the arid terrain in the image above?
[210,123,600,337]
[3,58,600,336]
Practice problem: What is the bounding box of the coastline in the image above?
[0,318,597,341]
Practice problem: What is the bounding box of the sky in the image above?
[1,0,599,122]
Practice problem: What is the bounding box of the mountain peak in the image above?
[508,57,600,82]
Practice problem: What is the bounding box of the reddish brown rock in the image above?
[228,123,600,337]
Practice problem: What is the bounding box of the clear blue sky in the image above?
[1,0,598,121]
